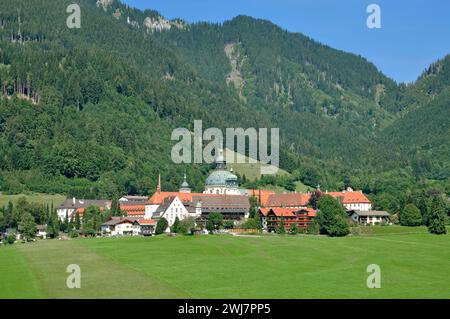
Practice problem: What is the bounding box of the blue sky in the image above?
[122,0,450,83]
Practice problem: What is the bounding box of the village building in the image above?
[203,151,241,195]
[192,194,250,220]
[36,225,47,239]
[265,193,311,208]
[325,187,372,211]
[101,217,140,236]
[120,202,146,219]
[138,219,157,236]
[56,198,111,221]
[348,210,390,225]
[144,168,250,225]
[118,195,148,202]
[258,207,317,232]
[151,196,195,231]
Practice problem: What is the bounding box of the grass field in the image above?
[0,193,66,208]
[1,227,449,299]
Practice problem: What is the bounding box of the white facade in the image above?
[101,221,137,236]
[160,197,190,227]
[56,207,75,221]
[344,202,372,211]
[203,186,241,195]
[144,204,159,219]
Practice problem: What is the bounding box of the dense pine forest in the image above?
[0,0,449,215]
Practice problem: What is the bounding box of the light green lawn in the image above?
[0,245,43,298]
[0,193,66,208]
[2,229,448,299]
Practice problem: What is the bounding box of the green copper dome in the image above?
[205,169,238,187]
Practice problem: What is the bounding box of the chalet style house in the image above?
[259,207,317,232]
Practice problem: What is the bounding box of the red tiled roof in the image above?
[326,190,371,204]
[266,193,311,207]
[247,189,276,206]
[269,207,297,217]
[147,192,199,204]
[127,211,145,216]
[147,191,243,205]
[75,207,85,215]
[138,219,156,225]
[258,208,271,216]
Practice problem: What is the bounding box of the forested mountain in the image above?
[0,0,448,212]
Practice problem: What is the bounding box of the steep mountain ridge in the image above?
[0,0,448,202]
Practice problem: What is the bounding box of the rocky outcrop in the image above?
[96,0,113,11]
[143,16,188,33]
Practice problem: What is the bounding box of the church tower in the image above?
[179,171,191,193]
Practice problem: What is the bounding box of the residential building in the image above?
[259,207,316,232]
[118,196,148,202]
[192,194,250,220]
[151,196,192,231]
[56,198,111,221]
[101,217,138,236]
[348,210,390,225]
[138,219,156,236]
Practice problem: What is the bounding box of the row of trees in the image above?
[399,194,448,234]
[0,197,126,242]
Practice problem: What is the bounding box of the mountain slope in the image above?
[0,0,448,201]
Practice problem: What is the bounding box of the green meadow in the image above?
[1,227,449,299]
[0,193,66,208]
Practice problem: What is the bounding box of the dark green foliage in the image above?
[428,197,448,234]
[179,217,196,235]
[242,218,258,230]
[171,217,180,233]
[289,223,299,235]
[316,195,349,237]
[155,217,169,235]
[6,233,16,244]
[399,204,423,226]
[275,221,286,234]
[74,213,81,230]
[223,220,234,229]
[81,206,103,236]
[18,212,36,241]
[206,212,224,232]
[0,0,448,209]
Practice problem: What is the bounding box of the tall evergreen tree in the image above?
[316,195,349,237]
[399,204,423,226]
[428,197,448,234]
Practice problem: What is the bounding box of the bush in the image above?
[68,230,79,238]
[179,217,196,235]
[6,233,16,244]
[155,217,169,235]
[306,221,320,235]
[399,204,422,226]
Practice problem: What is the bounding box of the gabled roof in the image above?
[264,207,317,217]
[266,193,311,207]
[138,219,156,225]
[192,195,250,210]
[120,203,146,216]
[324,189,371,204]
[58,198,111,210]
[247,189,276,206]
[258,208,271,216]
[120,196,148,202]
[101,217,135,226]
[351,210,389,217]
[147,191,199,205]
